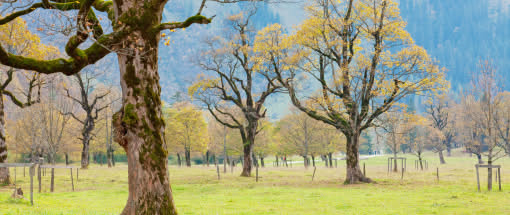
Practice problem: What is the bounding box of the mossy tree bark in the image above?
[110,1,177,214]
[0,0,264,213]
[0,94,9,184]
[113,32,177,214]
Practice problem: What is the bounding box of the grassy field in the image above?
[1,151,510,214]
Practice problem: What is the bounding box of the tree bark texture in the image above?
[112,3,177,212]
[0,95,9,184]
[240,122,257,177]
[185,148,191,167]
[345,132,371,184]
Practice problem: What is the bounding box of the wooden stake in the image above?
[401,167,404,180]
[38,165,41,193]
[437,167,440,182]
[475,166,480,191]
[70,168,74,192]
[363,163,366,176]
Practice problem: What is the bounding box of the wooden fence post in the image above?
[476,165,480,191]
[70,168,74,192]
[38,164,41,193]
[437,167,440,182]
[401,167,404,180]
[50,168,55,193]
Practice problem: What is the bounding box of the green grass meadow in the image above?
[2,151,510,214]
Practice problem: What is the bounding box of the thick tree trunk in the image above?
[260,156,264,168]
[0,96,9,184]
[241,140,254,176]
[107,147,113,168]
[303,155,309,168]
[176,153,181,167]
[488,160,493,191]
[111,151,116,167]
[328,153,333,168]
[185,148,191,167]
[112,8,177,212]
[252,152,258,168]
[393,152,398,172]
[240,123,256,176]
[311,155,315,167]
[345,132,371,184]
[81,135,90,169]
[65,153,69,166]
[99,152,104,166]
[206,150,210,167]
[323,155,328,167]
[438,150,446,164]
